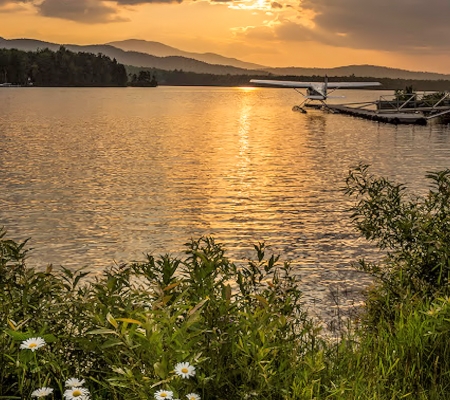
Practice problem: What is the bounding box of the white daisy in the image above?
[65,378,86,388]
[154,389,174,400]
[31,387,54,397]
[174,362,196,379]
[186,393,200,400]
[63,387,90,400]
[20,337,46,352]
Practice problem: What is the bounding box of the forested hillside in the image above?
[0,46,128,86]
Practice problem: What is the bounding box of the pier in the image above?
[306,91,450,125]
[326,104,428,125]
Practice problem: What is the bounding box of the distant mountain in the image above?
[0,37,254,75]
[107,39,265,70]
[2,36,450,81]
[0,37,61,52]
[263,65,450,81]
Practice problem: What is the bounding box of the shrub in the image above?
[341,166,450,398]
[345,164,450,322]
[0,231,322,399]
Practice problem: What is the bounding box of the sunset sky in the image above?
[1,0,450,73]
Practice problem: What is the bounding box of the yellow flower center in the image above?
[29,343,37,348]
[73,390,82,397]
[182,368,189,373]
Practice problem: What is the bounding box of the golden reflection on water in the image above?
[1,87,450,316]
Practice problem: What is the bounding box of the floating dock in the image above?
[305,91,450,125]
[326,104,428,125]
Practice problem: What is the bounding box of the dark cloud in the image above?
[274,20,315,41]
[0,0,32,5]
[297,0,450,53]
[271,2,283,9]
[1,0,184,23]
[112,0,183,3]
[38,0,126,23]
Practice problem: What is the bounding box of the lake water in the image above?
[1,86,450,319]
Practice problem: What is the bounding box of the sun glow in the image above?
[228,0,272,11]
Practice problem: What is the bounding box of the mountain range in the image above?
[2,36,450,81]
[107,39,265,70]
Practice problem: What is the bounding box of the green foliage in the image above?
[0,46,128,86]
[421,92,448,106]
[394,85,416,102]
[345,165,450,305]
[0,230,323,399]
[338,166,450,398]
[128,70,158,87]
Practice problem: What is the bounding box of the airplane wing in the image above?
[250,79,381,89]
[250,79,316,88]
[326,82,382,88]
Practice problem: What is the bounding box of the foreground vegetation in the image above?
[2,166,450,399]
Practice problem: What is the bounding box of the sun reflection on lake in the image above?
[1,86,450,317]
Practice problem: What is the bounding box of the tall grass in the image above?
[1,166,450,399]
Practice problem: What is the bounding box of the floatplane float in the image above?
[250,76,381,113]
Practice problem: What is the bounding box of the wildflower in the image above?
[154,390,174,400]
[186,393,200,400]
[426,305,442,316]
[31,387,54,398]
[20,337,46,352]
[65,378,86,388]
[63,387,90,399]
[174,362,196,379]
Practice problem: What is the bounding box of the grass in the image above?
[1,166,450,399]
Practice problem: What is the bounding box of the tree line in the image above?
[0,46,128,86]
[128,70,158,87]
[126,65,450,91]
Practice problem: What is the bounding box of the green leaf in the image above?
[116,318,142,326]
[188,298,209,316]
[5,330,31,341]
[101,339,124,349]
[42,333,57,343]
[107,312,119,329]
[86,328,118,335]
[153,361,167,379]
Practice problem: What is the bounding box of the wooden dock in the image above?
[300,91,450,125]
[304,91,450,125]
[326,104,428,125]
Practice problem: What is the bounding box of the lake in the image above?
[1,86,450,318]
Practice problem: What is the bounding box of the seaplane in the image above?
[249,76,381,113]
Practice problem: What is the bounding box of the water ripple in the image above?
[1,87,450,316]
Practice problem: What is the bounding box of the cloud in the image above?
[37,0,127,23]
[237,0,450,54]
[0,0,31,4]
[298,0,450,53]
[0,0,191,24]
[110,0,182,3]
[0,0,32,7]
